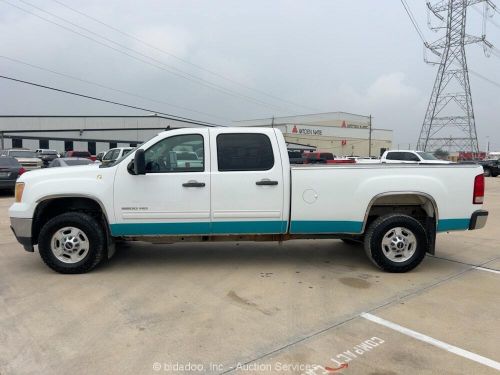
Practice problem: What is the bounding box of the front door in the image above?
[209,129,285,234]
[112,129,211,236]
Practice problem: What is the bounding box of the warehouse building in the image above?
[235,112,393,157]
[0,112,392,157]
[0,115,207,155]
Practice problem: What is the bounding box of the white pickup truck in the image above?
[9,127,488,274]
[380,150,450,164]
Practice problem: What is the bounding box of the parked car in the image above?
[64,150,94,160]
[381,150,451,164]
[479,159,500,177]
[48,158,95,168]
[0,149,42,170]
[303,151,355,164]
[0,156,25,191]
[35,149,59,167]
[9,128,488,274]
[288,151,305,164]
[101,147,134,166]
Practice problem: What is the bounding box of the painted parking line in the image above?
[361,313,500,371]
[474,266,500,275]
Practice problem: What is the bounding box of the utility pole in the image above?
[0,132,4,150]
[417,0,496,156]
[368,115,372,157]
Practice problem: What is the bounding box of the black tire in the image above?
[483,168,491,177]
[341,238,363,246]
[38,212,106,274]
[364,214,428,273]
[492,173,499,178]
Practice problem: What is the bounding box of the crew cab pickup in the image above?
[9,127,488,274]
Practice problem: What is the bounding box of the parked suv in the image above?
[0,149,42,170]
[64,150,92,158]
[381,150,451,164]
[101,147,134,166]
[35,149,59,167]
[479,159,500,177]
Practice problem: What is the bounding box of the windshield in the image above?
[9,150,36,158]
[417,152,439,160]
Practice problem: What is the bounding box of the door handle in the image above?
[182,181,206,187]
[256,180,278,186]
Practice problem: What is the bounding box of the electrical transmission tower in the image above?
[417,0,496,155]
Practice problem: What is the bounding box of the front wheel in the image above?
[483,168,491,177]
[38,212,106,274]
[364,214,428,273]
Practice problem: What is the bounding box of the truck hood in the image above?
[19,164,102,182]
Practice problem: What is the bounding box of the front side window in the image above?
[404,153,420,162]
[417,152,438,160]
[217,133,274,171]
[144,134,204,173]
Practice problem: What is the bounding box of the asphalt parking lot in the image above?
[1,179,499,375]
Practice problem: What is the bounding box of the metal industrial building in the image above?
[0,115,206,154]
[0,112,392,157]
[235,112,393,157]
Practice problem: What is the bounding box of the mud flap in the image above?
[425,217,436,255]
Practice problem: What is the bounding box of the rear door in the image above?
[210,129,286,234]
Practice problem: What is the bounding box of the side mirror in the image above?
[134,149,146,175]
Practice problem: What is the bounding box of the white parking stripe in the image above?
[361,313,500,371]
[474,266,500,275]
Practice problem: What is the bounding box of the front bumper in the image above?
[10,217,34,252]
[469,210,488,230]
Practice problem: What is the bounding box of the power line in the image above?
[49,0,320,113]
[1,0,294,114]
[471,5,500,30]
[0,74,221,127]
[469,67,500,89]
[400,0,427,44]
[0,55,230,123]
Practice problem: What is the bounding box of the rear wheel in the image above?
[38,212,106,274]
[364,214,428,273]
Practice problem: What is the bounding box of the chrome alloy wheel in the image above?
[50,227,90,264]
[380,226,417,263]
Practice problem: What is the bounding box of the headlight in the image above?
[15,182,25,203]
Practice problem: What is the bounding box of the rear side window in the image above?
[217,133,274,171]
[386,152,404,160]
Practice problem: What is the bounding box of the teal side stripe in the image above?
[437,218,470,232]
[110,221,287,236]
[212,221,286,234]
[290,220,363,234]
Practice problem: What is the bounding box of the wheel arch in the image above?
[32,194,110,246]
[362,191,439,233]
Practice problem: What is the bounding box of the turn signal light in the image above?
[473,174,484,204]
[15,182,25,203]
[18,167,26,176]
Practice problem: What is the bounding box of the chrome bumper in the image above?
[10,217,34,252]
[469,210,488,230]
